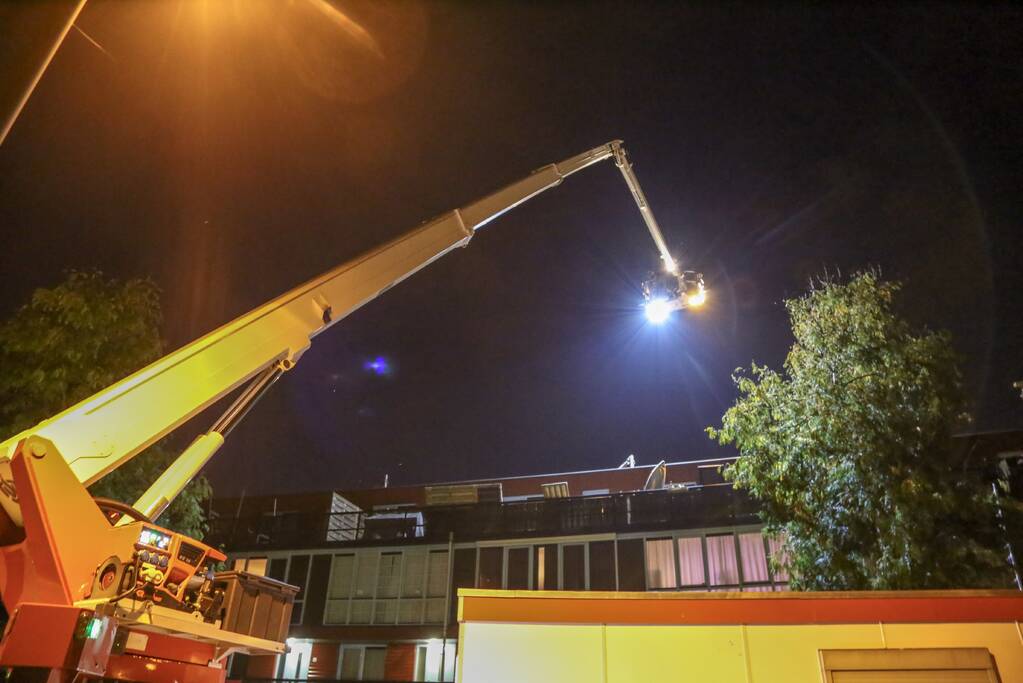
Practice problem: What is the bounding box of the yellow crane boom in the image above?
[0,140,677,524]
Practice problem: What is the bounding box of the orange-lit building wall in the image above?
[457,589,1023,682]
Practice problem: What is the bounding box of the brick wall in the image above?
[384,642,416,681]
[246,655,278,678]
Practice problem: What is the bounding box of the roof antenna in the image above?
[619,454,636,469]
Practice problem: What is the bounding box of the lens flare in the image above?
[644,298,672,324]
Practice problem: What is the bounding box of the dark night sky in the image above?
[0,2,1020,495]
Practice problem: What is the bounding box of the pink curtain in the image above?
[706,534,738,586]
[739,532,769,583]
[645,539,676,588]
[676,537,705,586]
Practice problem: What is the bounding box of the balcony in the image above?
[206,484,761,551]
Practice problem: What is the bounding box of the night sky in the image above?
[1,2,1020,496]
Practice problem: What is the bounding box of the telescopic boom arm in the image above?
[0,140,677,523]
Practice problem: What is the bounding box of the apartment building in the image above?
[210,457,789,681]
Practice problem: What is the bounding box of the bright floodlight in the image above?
[645,297,672,324]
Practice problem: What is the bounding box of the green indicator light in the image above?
[86,618,103,639]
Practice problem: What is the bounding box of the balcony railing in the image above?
[207,484,760,551]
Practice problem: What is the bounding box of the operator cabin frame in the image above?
[0,140,690,681]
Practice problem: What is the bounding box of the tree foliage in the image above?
[708,271,1017,590]
[0,271,210,538]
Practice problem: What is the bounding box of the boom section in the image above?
[0,140,669,487]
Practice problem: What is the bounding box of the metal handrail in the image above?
[208,485,760,551]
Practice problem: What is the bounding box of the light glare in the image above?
[688,289,706,307]
[645,298,672,324]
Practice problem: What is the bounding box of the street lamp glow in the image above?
[644,297,672,324]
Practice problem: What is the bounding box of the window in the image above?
[562,544,586,590]
[706,534,739,586]
[644,538,676,589]
[478,547,503,589]
[738,532,769,583]
[268,557,288,581]
[820,648,1000,682]
[426,551,449,597]
[677,537,705,587]
[362,648,386,680]
[449,548,477,624]
[287,555,310,624]
[588,541,615,591]
[697,464,725,485]
[349,553,377,624]
[616,538,646,590]
[374,553,401,624]
[533,545,557,591]
[232,557,268,576]
[339,647,361,680]
[403,552,427,598]
[330,555,356,598]
[425,550,450,625]
[325,554,355,624]
[377,553,401,598]
[506,547,530,589]
[338,646,389,681]
[325,549,455,627]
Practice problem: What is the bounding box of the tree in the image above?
[0,271,210,538]
[707,271,1018,590]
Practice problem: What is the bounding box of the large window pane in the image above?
[677,537,705,586]
[324,599,348,624]
[267,557,288,581]
[353,553,377,598]
[287,555,310,590]
[246,557,268,576]
[377,552,401,598]
[425,597,446,623]
[362,648,386,680]
[562,544,585,590]
[339,648,361,680]
[450,548,476,624]
[398,598,424,624]
[589,541,615,591]
[533,545,557,591]
[706,534,739,586]
[330,555,355,598]
[645,538,676,589]
[356,548,380,597]
[374,598,397,624]
[427,551,449,597]
[616,539,645,591]
[506,547,529,589]
[348,600,372,624]
[478,547,503,589]
[739,532,770,583]
[403,552,426,597]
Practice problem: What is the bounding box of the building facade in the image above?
[211,458,790,682]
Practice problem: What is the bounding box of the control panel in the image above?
[123,524,227,621]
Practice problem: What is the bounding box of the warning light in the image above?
[86,617,103,639]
